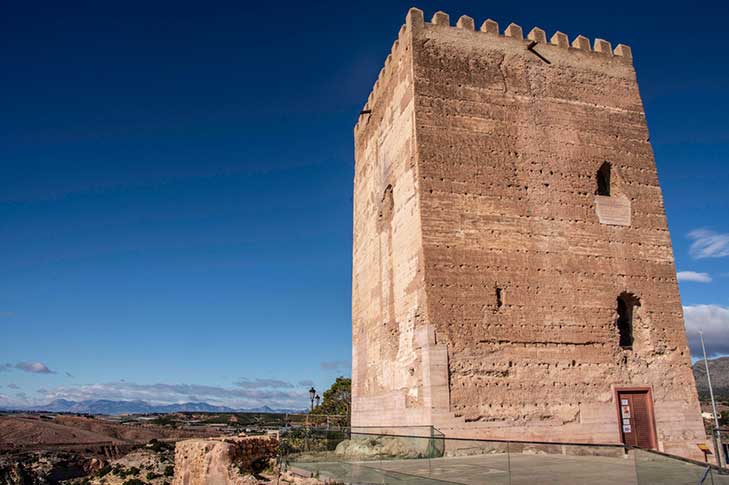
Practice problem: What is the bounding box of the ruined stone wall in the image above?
[352,7,704,461]
[172,436,278,485]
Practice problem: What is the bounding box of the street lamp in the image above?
[315,394,321,408]
[309,386,316,411]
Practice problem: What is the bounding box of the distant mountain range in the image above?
[3,358,724,415]
[693,357,729,400]
[0,399,303,415]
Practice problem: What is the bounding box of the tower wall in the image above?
[352,8,704,460]
[351,19,430,424]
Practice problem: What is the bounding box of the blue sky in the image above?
[1,1,728,409]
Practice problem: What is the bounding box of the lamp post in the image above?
[309,386,316,412]
[315,394,321,408]
[700,330,724,468]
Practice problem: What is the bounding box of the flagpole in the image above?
[700,329,723,468]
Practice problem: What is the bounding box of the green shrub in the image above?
[114,466,141,478]
[720,410,729,426]
[148,439,174,453]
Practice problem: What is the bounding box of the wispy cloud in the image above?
[7,384,19,390]
[677,271,712,283]
[234,378,293,389]
[683,305,729,358]
[33,381,309,409]
[688,229,729,259]
[298,380,314,387]
[0,364,12,373]
[15,361,55,374]
[320,360,350,371]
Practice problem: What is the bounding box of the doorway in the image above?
[616,388,657,449]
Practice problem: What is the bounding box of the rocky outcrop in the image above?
[172,435,278,485]
[334,435,433,460]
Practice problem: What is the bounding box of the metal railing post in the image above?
[712,428,723,470]
[718,429,727,470]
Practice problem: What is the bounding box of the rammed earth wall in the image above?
[351,8,704,461]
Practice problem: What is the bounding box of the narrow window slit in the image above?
[596,161,611,196]
[616,292,639,349]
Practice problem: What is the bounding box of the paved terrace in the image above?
[291,452,729,484]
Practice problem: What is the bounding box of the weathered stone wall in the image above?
[351,15,435,425]
[352,8,704,461]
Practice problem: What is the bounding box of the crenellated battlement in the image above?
[408,7,632,60]
[355,21,412,137]
[355,8,633,135]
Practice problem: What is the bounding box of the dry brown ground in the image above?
[0,414,215,447]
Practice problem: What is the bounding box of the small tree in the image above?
[311,377,351,424]
[720,410,729,427]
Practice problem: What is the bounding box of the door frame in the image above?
[614,386,658,449]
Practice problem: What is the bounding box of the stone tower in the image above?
[351,8,704,460]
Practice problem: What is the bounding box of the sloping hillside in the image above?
[693,357,729,400]
[0,414,213,447]
[0,415,118,445]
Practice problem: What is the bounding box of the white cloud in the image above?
[683,305,729,358]
[33,381,309,409]
[688,229,729,259]
[677,271,712,283]
[15,361,55,374]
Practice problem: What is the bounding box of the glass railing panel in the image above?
[281,426,458,484]
[435,438,510,484]
[505,442,630,485]
[280,426,729,484]
[634,448,729,485]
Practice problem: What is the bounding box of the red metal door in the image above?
[618,390,656,449]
